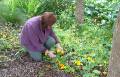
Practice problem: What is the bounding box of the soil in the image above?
[0,51,75,77]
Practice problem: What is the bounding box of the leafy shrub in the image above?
[0,24,19,51]
[0,0,27,25]
[84,0,120,28]
[46,21,112,76]
[34,0,74,15]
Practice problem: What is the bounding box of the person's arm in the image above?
[50,29,60,44]
[50,29,63,50]
[27,23,47,52]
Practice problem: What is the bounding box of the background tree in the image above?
[75,0,84,24]
[107,9,120,77]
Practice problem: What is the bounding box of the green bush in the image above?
[0,25,19,51]
[0,0,27,25]
[34,0,74,15]
[84,0,120,27]
[0,0,75,26]
[43,21,112,76]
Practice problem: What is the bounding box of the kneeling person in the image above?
[20,12,63,61]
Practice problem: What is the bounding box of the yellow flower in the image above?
[60,66,65,70]
[56,48,61,53]
[59,64,64,67]
[59,64,65,70]
[56,48,64,55]
[60,50,64,55]
[74,60,83,66]
[87,57,95,63]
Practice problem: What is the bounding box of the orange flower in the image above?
[59,64,65,70]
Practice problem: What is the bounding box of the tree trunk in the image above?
[107,9,120,77]
[75,0,84,24]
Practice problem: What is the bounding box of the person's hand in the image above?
[56,43,63,50]
[47,51,56,58]
[45,50,56,58]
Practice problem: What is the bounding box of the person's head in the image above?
[41,12,57,29]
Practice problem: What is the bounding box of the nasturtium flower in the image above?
[56,48,64,55]
[59,64,66,70]
[74,60,83,66]
[59,64,64,67]
[56,48,61,53]
[60,50,64,55]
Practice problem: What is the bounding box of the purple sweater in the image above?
[20,16,59,52]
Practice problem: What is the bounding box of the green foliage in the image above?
[0,0,75,26]
[53,21,112,76]
[34,0,74,15]
[84,0,120,28]
[0,25,19,51]
[7,0,40,17]
[0,0,27,25]
[0,0,117,76]
[0,0,119,28]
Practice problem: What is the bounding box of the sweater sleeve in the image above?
[50,29,60,44]
[27,23,47,52]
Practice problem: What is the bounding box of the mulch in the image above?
[0,52,75,77]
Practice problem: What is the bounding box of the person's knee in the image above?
[45,36,56,49]
[28,51,42,61]
[49,36,56,44]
